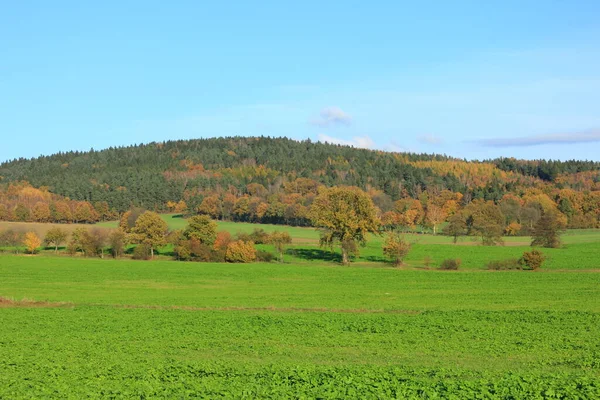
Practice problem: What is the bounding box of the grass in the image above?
[1,254,599,397]
[2,216,600,396]
[2,255,599,311]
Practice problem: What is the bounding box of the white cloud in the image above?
[475,130,600,147]
[317,134,375,149]
[418,134,443,145]
[311,107,352,127]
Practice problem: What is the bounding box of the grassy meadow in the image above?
[1,216,600,397]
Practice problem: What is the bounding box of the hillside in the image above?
[0,137,599,228]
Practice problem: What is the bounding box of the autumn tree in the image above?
[119,207,146,233]
[464,200,505,245]
[225,240,257,263]
[183,215,218,246]
[268,231,292,263]
[382,233,411,266]
[443,212,467,243]
[32,202,51,222]
[310,186,380,265]
[23,232,41,254]
[129,211,169,258]
[44,227,68,252]
[108,229,127,258]
[531,211,566,248]
[68,227,89,256]
[425,203,447,235]
[14,204,31,222]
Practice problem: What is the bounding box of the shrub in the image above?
[235,232,252,242]
[249,228,270,244]
[440,258,461,270]
[132,244,151,260]
[225,240,257,263]
[382,233,411,266]
[520,249,545,270]
[486,259,521,270]
[256,250,274,262]
[213,231,232,251]
[174,238,212,262]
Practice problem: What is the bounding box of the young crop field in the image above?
[1,254,599,398]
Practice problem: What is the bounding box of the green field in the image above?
[1,252,600,398]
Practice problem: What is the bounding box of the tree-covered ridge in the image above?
[0,137,463,210]
[0,136,599,230]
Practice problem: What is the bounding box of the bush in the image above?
[213,231,232,251]
[132,244,151,260]
[235,232,252,242]
[440,258,461,270]
[174,239,213,262]
[249,228,270,244]
[225,240,257,263]
[256,250,274,262]
[520,249,545,270]
[486,259,522,270]
[382,233,411,266]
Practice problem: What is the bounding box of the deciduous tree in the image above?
[310,186,380,265]
[268,231,292,263]
[531,211,566,248]
[183,215,217,246]
[23,232,41,254]
[129,211,168,258]
[44,227,68,252]
[383,233,411,266]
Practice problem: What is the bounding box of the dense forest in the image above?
[0,136,599,230]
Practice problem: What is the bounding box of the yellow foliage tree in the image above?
[23,231,41,254]
[310,186,380,265]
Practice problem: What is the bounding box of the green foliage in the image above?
[44,226,68,252]
[267,231,292,262]
[520,249,546,270]
[531,212,566,248]
[129,211,169,258]
[464,200,505,245]
[183,215,218,245]
[486,258,522,270]
[440,258,462,270]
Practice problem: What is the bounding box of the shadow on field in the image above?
[365,255,387,263]
[289,248,342,263]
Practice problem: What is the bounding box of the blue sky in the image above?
[1,1,600,162]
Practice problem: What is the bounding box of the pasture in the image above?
[1,217,600,397]
[1,254,600,397]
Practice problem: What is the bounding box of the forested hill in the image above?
[0,137,466,211]
[0,136,599,228]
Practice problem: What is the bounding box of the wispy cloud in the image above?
[311,107,352,127]
[318,133,374,149]
[475,130,600,147]
[418,134,443,145]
